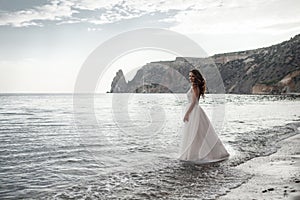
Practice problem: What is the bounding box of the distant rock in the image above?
[110,69,127,93]
[110,34,300,94]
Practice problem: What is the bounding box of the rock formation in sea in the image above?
[110,69,127,93]
[110,34,300,94]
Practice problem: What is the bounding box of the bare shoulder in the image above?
[192,84,199,94]
[192,84,199,90]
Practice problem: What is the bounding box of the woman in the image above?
[179,69,229,164]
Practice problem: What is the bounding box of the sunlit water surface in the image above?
[1,93,299,199]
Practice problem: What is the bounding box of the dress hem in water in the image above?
[178,155,229,165]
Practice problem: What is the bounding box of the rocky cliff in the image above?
[110,34,300,94]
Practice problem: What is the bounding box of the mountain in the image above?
[110,34,300,94]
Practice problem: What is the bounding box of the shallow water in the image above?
[0,93,300,199]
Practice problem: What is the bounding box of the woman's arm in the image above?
[183,86,199,122]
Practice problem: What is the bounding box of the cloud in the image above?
[87,27,102,32]
[84,3,144,25]
[72,0,122,10]
[73,0,196,12]
[0,0,299,35]
[0,0,77,27]
[70,0,199,25]
[169,0,300,34]
[0,0,209,27]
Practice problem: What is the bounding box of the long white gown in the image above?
[179,87,230,164]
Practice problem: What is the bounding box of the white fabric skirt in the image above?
[179,103,229,164]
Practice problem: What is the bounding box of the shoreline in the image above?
[218,133,300,200]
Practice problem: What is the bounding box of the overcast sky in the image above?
[0,0,299,93]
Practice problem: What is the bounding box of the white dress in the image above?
[179,87,230,164]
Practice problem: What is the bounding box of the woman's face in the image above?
[189,72,196,83]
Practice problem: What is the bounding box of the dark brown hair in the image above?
[190,69,206,99]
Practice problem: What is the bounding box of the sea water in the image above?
[0,93,299,199]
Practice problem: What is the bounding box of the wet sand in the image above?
[219,133,300,200]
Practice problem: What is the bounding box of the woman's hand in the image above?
[183,113,189,122]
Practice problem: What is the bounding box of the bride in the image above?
[179,69,230,164]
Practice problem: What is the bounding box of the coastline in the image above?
[219,133,300,200]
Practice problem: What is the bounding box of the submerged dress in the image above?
[179,87,230,164]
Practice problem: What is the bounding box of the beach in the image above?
[219,133,300,200]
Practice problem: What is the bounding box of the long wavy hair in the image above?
[190,69,206,99]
